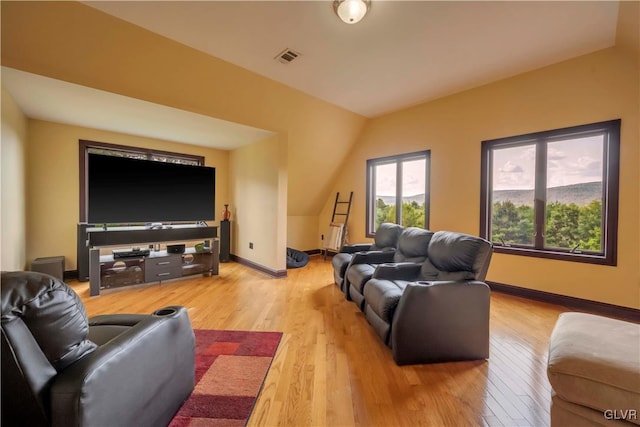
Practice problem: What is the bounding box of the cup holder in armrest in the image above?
[153,307,178,317]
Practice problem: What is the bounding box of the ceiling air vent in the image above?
[275,48,301,64]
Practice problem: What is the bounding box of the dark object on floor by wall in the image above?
[286,248,309,269]
[30,256,65,281]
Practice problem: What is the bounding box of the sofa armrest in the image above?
[372,263,422,280]
[350,250,395,265]
[391,281,490,365]
[51,307,195,427]
[340,243,372,254]
[88,306,185,327]
[88,314,148,327]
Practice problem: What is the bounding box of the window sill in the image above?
[493,245,615,266]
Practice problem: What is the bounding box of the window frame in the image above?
[365,150,431,237]
[79,140,205,223]
[480,119,620,266]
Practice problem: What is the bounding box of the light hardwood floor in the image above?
[71,256,574,427]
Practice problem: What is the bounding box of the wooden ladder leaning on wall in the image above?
[322,191,353,260]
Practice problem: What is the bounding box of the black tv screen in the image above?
[88,154,215,224]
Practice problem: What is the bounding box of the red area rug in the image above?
[170,329,282,427]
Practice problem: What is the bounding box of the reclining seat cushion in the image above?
[1,271,97,372]
[393,227,434,263]
[365,259,476,330]
[332,252,353,278]
[347,227,433,295]
[332,251,386,285]
[348,227,433,310]
[363,278,411,344]
[419,258,476,282]
[364,279,411,324]
[373,222,404,250]
[332,223,403,284]
[427,231,493,280]
[346,263,378,295]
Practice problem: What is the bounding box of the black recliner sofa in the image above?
[1,271,195,427]
[363,231,493,365]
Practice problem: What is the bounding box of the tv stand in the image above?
[87,225,218,296]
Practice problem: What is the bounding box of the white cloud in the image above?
[493,146,535,190]
[547,146,566,160]
[373,159,426,196]
[547,139,603,186]
[499,160,524,173]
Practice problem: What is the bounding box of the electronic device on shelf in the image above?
[87,153,216,224]
[167,244,185,254]
[113,247,150,259]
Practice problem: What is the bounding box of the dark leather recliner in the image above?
[1,271,195,427]
[331,222,403,293]
[363,231,493,365]
[346,227,434,310]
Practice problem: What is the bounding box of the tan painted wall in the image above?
[0,1,367,255]
[288,216,320,252]
[616,1,639,56]
[25,119,229,271]
[2,1,637,301]
[616,0,640,279]
[325,46,639,309]
[229,134,287,271]
[1,86,29,270]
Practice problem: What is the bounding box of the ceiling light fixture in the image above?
[333,0,370,24]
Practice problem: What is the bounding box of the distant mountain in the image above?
[378,182,602,206]
[376,194,425,206]
[375,182,601,207]
[492,181,602,207]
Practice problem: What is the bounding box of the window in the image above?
[79,140,204,223]
[366,151,430,236]
[480,120,620,265]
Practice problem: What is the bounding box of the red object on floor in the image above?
[169,329,282,427]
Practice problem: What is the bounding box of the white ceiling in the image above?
[3,1,620,150]
[85,0,619,118]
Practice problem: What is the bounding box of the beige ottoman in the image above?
[547,312,640,426]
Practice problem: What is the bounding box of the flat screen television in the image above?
[87,153,215,224]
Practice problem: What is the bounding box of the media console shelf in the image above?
[88,225,218,296]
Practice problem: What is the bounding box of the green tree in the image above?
[545,202,580,249]
[402,201,425,228]
[577,200,602,251]
[545,200,601,251]
[375,198,394,229]
[375,199,425,229]
[491,201,534,245]
[490,199,602,252]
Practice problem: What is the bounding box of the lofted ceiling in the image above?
[84,0,619,118]
[2,1,620,150]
